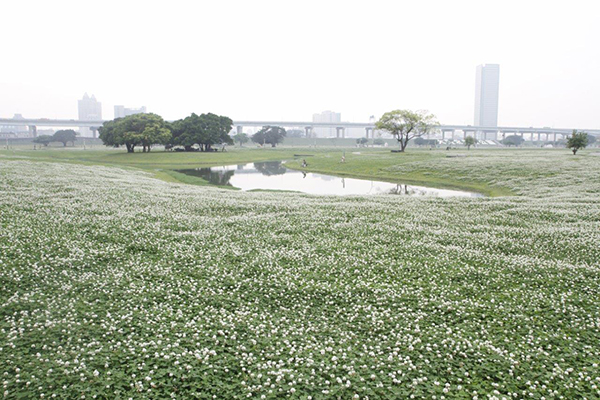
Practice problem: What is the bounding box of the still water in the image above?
[177,162,483,197]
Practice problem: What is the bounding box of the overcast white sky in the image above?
[1,0,598,128]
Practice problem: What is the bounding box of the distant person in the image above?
[302,159,307,168]
[341,155,345,163]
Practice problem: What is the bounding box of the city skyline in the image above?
[1,1,599,128]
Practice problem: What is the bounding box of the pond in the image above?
[177,162,483,197]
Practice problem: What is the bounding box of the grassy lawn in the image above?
[2,145,597,196]
[1,147,600,398]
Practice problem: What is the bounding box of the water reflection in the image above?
[177,162,482,197]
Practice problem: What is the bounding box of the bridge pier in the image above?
[336,127,345,139]
[91,127,99,139]
[365,127,373,139]
[28,125,37,138]
[304,126,313,138]
[236,126,243,134]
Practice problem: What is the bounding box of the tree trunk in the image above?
[573,149,577,155]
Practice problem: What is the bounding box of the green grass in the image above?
[1,145,597,197]
[1,153,600,398]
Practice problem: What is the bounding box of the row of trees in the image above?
[233,126,287,148]
[99,113,232,153]
[33,130,77,147]
[98,110,593,155]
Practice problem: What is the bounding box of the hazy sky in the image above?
[1,0,598,128]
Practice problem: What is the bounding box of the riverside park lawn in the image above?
[1,147,599,399]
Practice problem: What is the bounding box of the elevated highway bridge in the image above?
[1,117,599,142]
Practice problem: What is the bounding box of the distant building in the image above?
[114,105,147,119]
[474,64,500,127]
[0,114,29,137]
[312,110,341,137]
[78,93,102,137]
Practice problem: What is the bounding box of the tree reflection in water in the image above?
[181,168,235,186]
[389,184,428,196]
[253,161,287,176]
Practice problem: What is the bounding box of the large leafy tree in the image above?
[502,135,524,147]
[53,129,77,147]
[252,126,286,147]
[566,130,588,155]
[171,113,233,151]
[99,113,171,153]
[33,135,53,147]
[375,110,438,152]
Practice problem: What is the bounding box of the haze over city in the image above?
[1,0,599,128]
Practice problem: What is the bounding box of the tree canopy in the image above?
[171,113,233,152]
[502,135,524,147]
[53,129,77,147]
[252,126,286,147]
[33,135,53,147]
[99,113,171,153]
[233,132,249,147]
[356,137,369,146]
[566,130,588,155]
[375,110,438,152]
[464,136,477,150]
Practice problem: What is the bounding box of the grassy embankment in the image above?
[2,145,596,196]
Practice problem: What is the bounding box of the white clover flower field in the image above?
[1,151,600,399]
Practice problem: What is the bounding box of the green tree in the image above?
[233,132,249,147]
[33,135,53,147]
[375,110,438,152]
[566,130,589,155]
[171,113,233,152]
[252,126,286,147]
[502,135,524,147]
[587,135,596,146]
[356,137,369,147]
[99,113,171,153]
[464,136,477,150]
[53,129,77,147]
[373,138,385,146]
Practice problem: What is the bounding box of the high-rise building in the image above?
[474,64,500,127]
[114,105,147,119]
[312,110,341,137]
[78,93,102,137]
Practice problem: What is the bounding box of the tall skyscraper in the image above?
[474,64,500,127]
[78,93,102,137]
[114,105,147,119]
[312,110,341,137]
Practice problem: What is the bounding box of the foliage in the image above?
[373,138,385,146]
[1,153,600,398]
[233,132,249,147]
[566,130,589,155]
[502,135,524,147]
[171,113,233,152]
[53,129,77,147]
[252,126,286,147]
[375,109,438,152]
[32,135,53,147]
[356,137,369,146]
[464,136,477,149]
[99,113,171,153]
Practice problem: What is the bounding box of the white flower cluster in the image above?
[0,153,599,399]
